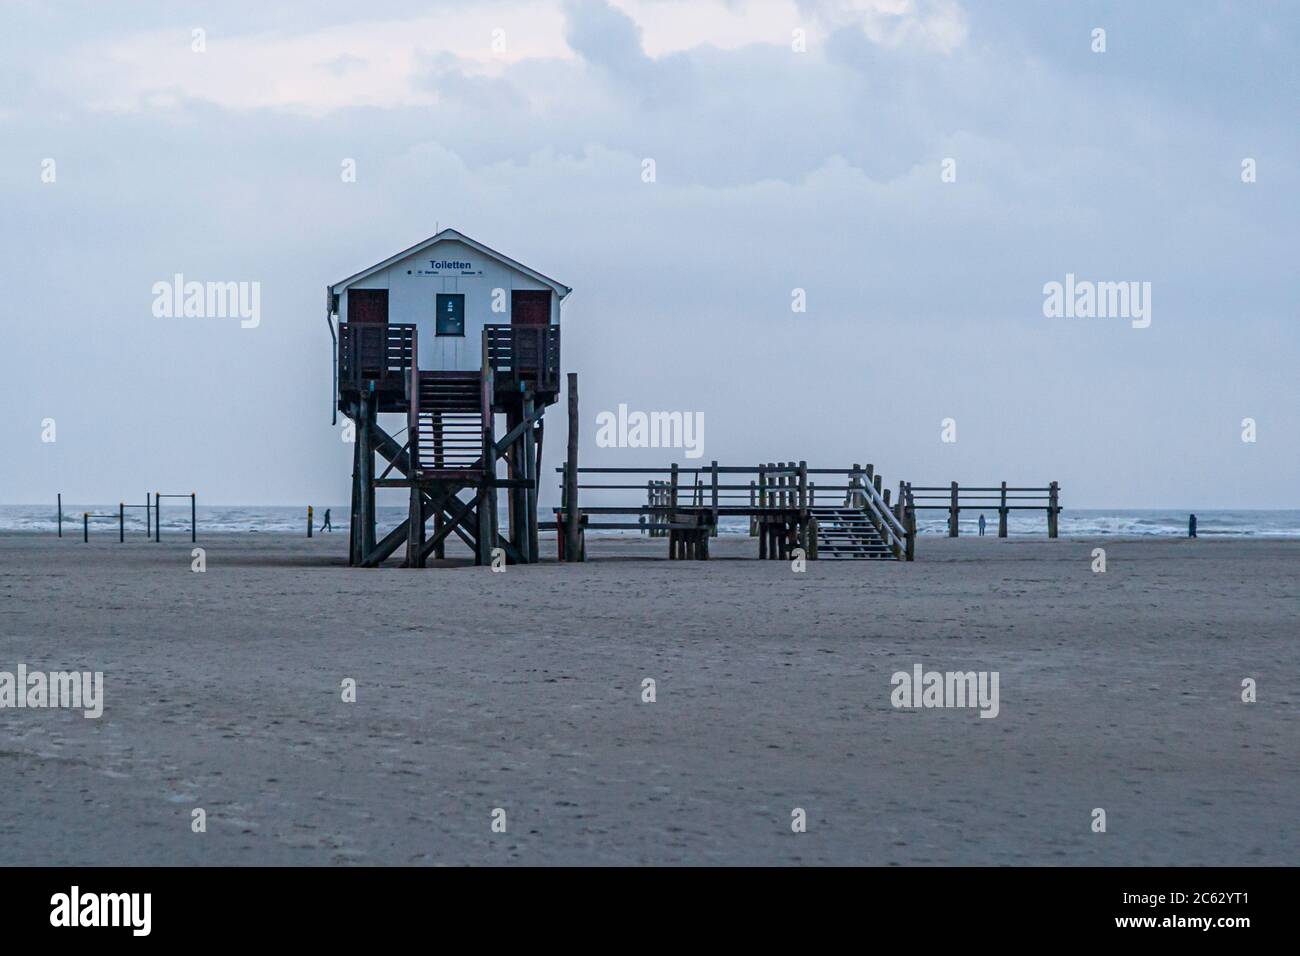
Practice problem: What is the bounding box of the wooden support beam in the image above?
[361,518,410,568]
[492,535,525,566]
[348,406,362,566]
[564,373,581,562]
[494,403,546,459]
[359,393,376,558]
[405,484,424,568]
[505,408,520,560]
[476,484,494,566]
[523,393,538,563]
[419,490,476,560]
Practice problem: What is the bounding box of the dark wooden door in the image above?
[348,289,389,324]
[510,290,550,326]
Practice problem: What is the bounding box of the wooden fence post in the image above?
[798,461,809,551]
[711,460,719,537]
[1048,481,1059,538]
[904,483,916,561]
[564,373,580,561]
[669,463,679,559]
[308,505,314,538]
[749,480,757,536]
[767,462,777,558]
[998,481,1008,538]
[949,481,959,537]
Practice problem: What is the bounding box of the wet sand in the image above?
[0,531,1295,865]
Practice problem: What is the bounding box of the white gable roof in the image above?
[329,228,572,298]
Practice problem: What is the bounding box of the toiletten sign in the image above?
[412,258,483,277]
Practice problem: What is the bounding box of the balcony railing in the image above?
[338,322,417,393]
[484,324,560,395]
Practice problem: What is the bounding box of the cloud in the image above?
[52,6,573,114]
[35,0,971,116]
[800,0,968,53]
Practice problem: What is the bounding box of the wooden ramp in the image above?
[810,506,897,560]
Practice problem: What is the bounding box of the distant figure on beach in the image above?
[978,514,986,536]
[639,514,646,535]
[1188,513,1197,538]
[320,508,332,533]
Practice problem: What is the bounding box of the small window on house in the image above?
[436,293,465,336]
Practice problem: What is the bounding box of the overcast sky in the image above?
[4,0,1297,509]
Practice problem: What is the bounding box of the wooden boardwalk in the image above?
[556,462,915,561]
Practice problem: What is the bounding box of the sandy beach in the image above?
[0,531,1295,866]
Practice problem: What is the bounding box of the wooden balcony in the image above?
[337,323,416,411]
[337,322,560,415]
[484,324,560,406]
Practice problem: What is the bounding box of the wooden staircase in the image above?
[810,506,897,560]
[410,371,487,475]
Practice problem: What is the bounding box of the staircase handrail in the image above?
[862,477,907,550]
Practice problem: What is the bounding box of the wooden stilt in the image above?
[358,393,376,560]
[564,373,581,561]
[523,393,538,563]
[405,484,424,567]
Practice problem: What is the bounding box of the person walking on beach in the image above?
[320,508,332,533]
[978,514,986,536]
[1188,513,1197,538]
